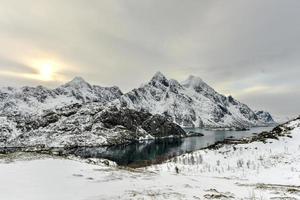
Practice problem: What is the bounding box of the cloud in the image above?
[0,0,299,117]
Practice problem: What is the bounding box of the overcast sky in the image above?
[0,0,299,118]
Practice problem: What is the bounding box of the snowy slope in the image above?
[145,117,300,199]
[155,117,300,176]
[115,72,274,129]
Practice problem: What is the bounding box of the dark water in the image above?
[69,126,274,167]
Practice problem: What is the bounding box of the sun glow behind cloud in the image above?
[0,58,68,83]
[39,62,54,81]
[30,59,60,81]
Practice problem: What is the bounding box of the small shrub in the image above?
[237,159,244,168]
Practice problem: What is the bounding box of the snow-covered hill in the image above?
[115,72,274,129]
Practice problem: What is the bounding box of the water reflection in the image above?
[70,126,274,167]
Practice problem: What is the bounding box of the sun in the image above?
[39,63,54,81]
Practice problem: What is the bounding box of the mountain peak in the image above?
[255,110,275,123]
[149,71,170,87]
[181,75,218,95]
[181,75,204,87]
[189,75,204,82]
[62,76,91,89]
[70,76,87,84]
[151,71,167,81]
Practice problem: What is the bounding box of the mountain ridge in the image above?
[0,76,123,117]
[0,73,275,130]
[114,72,275,129]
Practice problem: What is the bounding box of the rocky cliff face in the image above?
[115,72,274,129]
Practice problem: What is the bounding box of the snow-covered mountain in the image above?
[115,72,274,129]
[0,77,186,148]
[0,103,185,147]
[255,110,275,124]
[0,77,122,118]
[0,73,275,134]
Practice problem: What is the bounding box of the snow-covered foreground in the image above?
[0,155,269,200]
[0,119,299,200]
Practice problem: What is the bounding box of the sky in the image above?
[0,0,299,118]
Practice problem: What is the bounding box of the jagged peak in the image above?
[149,71,170,87]
[182,75,204,86]
[169,79,180,85]
[181,75,208,89]
[69,76,87,84]
[61,76,91,89]
[151,71,168,82]
[181,75,220,96]
[188,75,203,81]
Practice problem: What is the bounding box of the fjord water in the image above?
[71,126,274,167]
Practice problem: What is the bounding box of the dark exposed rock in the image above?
[186,131,204,137]
[141,114,186,137]
[228,95,237,105]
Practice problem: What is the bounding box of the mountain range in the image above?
[0,72,275,147]
[0,72,275,128]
